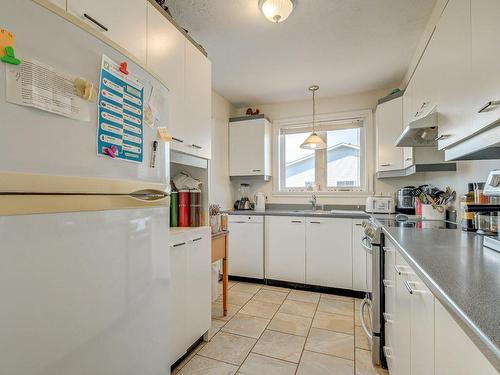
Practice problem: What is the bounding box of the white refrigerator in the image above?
[1,1,171,374]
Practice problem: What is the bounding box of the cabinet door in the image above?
[306,218,352,289]
[186,230,211,345]
[67,0,147,61]
[402,83,414,168]
[409,273,435,375]
[433,0,472,149]
[352,220,372,292]
[376,97,403,172]
[169,235,188,364]
[184,41,212,159]
[229,119,266,176]
[228,219,264,279]
[435,300,497,375]
[147,4,186,148]
[265,216,305,283]
[470,0,500,135]
[383,242,396,347]
[393,251,412,375]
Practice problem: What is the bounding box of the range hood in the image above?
[444,121,500,161]
[395,106,438,147]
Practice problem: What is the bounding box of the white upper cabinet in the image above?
[469,0,500,135]
[146,3,186,149]
[230,117,272,177]
[184,40,212,159]
[67,0,147,62]
[376,96,404,172]
[305,218,352,290]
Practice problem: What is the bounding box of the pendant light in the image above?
[301,85,327,150]
[259,0,295,23]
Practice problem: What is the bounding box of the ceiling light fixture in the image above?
[301,85,327,150]
[259,0,295,23]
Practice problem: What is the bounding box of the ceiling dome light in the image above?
[259,0,294,23]
[301,85,327,150]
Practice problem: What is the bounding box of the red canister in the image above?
[178,190,190,227]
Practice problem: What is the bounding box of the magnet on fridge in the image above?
[74,78,97,101]
[119,61,128,75]
[104,145,118,158]
[1,46,21,65]
[157,127,172,142]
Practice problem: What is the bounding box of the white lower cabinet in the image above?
[435,300,497,375]
[306,218,352,289]
[169,228,211,365]
[228,215,264,279]
[265,216,306,283]
[352,220,372,292]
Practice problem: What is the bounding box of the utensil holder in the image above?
[210,214,220,234]
[421,204,446,220]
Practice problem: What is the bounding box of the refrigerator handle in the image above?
[129,189,170,202]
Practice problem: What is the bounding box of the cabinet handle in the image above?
[382,279,392,288]
[383,312,393,324]
[192,237,202,242]
[252,169,261,172]
[383,246,393,253]
[291,220,303,223]
[172,242,186,248]
[191,144,202,149]
[380,163,392,167]
[360,236,373,253]
[355,223,363,226]
[383,346,393,359]
[394,264,411,275]
[478,100,500,113]
[404,280,414,294]
[405,157,413,161]
[172,137,184,143]
[232,221,247,224]
[310,221,322,224]
[435,134,451,141]
[83,13,108,31]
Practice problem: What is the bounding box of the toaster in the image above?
[365,196,396,213]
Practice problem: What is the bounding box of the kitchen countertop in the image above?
[225,209,370,219]
[382,225,500,370]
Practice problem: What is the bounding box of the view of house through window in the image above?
[280,117,364,192]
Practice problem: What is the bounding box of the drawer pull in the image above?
[191,144,202,149]
[172,242,186,248]
[172,137,184,143]
[310,221,322,224]
[394,264,411,275]
[435,134,451,141]
[383,346,393,359]
[383,246,393,253]
[405,157,413,161]
[478,100,500,113]
[404,280,426,295]
[192,237,202,242]
[291,220,303,223]
[382,279,393,288]
[383,312,393,324]
[355,223,363,226]
[380,163,392,167]
[252,169,262,172]
[83,13,108,31]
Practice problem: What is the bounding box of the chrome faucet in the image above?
[309,193,317,211]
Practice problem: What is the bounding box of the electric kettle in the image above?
[254,192,266,211]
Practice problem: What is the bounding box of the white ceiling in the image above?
[165,0,436,106]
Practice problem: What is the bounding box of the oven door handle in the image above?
[361,236,373,254]
[359,297,373,341]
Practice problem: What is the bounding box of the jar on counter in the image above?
[460,183,476,232]
[474,182,489,204]
[490,212,499,235]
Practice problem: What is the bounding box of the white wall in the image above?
[210,91,235,210]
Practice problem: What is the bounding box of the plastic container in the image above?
[170,191,178,227]
[178,190,190,227]
[189,190,201,227]
[421,204,446,220]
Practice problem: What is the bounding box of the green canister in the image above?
[170,190,178,227]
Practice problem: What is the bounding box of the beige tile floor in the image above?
[173,281,388,375]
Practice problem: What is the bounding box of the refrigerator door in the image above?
[0,206,170,375]
[0,0,169,186]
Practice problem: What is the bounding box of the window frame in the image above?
[273,109,373,196]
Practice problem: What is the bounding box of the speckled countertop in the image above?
[224,209,370,219]
[382,226,500,370]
